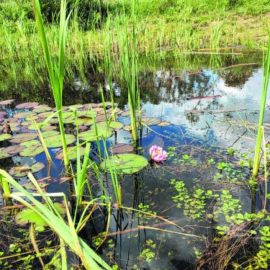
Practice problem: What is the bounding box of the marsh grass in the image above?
[32,0,71,169]
[1,0,269,94]
[252,34,270,178]
[0,169,112,269]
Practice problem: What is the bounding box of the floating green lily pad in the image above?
[16,203,65,228]
[20,139,41,148]
[44,134,75,148]
[33,105,52,113]
[79,125,112,142]
[76,118,94,126]
[0,148,11,159]
[108,121,124,130]
[41,130,60,138]
[20,140,43,157]
[101,153,148,174]
[0,133,12,142]
[20,145,44,157]
[9,133,37,144]
[41,125,57,131]
[9,162,45,178]
[68,104,83,110]
[14,111,35,119]
[55,146,87,160]
[38,111,54,118]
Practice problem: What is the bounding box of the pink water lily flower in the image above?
[149,145,168,162]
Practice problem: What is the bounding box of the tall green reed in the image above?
[118,0,141,142]
[32,0,70,169]
[0,169,112,270]
[252,34,270,178]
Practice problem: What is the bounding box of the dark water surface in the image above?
[0,54,269,269]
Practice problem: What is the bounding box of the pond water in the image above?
[0,55,269,269]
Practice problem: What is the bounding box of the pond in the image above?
[0,54,269,269]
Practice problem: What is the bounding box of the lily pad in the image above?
[44,134,75,148]
[142,117,160,126]
[76,118,93,126]
[0,111,7,117]
[68,104,83,110]
[9,162,45,178]
[0,133,12,142]
[79,125,112,142]
[14,111,35,119]
[9,133,37,144]
[20,140,43,157]
[0,99,15,106]
[33,105,52,113]
[4,145,25,155]
[20,139,41,148]
[108,121,124,130]
[158,121,171,126]
[0,148,11,159]
[55,146,87,161]
[38,111,54,118]
[16,102,39,109]
[16,203,65,228]
[110,144,134,155]
[41,130,60,137]
[100,153,148,174]
[41,125,57,131]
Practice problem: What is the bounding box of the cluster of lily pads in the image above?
[0,99,172,180]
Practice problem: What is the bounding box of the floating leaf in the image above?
[41,125,57,131]
[16,203,65,227]
[14,111,35,119]
[0,148,11,159]
[9,133,37,143]
[33,105,52,113]
[20,140,43,157]
[110,144,134,155]
[38,111,54,118]
[109,121,123,130]
[79,125,112,142]
[142,117,160,126]
[44,134,75,148]
[76,118,93,126]
[68,104,83,110]
[41,130,60,137]
[4,145,25,155]
[0,99,15,106]
[0,111,7,117]
[20,146,44,157]
[55,146,87,160]
[158,121,171,127]
[9,162,45,177]
[0,133,12,142]
[20,139,41,148]
[101,153,148,174]
[16,102,39,109]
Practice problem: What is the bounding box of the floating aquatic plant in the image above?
[101,153,148,175]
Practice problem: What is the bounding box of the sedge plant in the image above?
[0,169,112,270]
[118,0,141,142]
[32,0,70,169]
[252,33,270,178]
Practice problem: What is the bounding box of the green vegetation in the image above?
[0,0,270,269]
[1,0,270,94]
